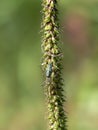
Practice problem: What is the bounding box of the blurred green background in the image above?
[0,0,98,130]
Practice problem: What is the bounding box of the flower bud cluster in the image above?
[41,0,67,130]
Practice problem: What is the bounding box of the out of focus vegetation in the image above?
[0,0,98,130]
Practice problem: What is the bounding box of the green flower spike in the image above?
[41,0,67,130]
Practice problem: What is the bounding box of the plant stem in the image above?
[41,0,67,130]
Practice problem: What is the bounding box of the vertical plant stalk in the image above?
[41,0,67,130]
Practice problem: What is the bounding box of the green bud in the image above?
[45,44,52,51]
[45,24,52,31]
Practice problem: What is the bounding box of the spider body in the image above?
[46,63,53,78]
